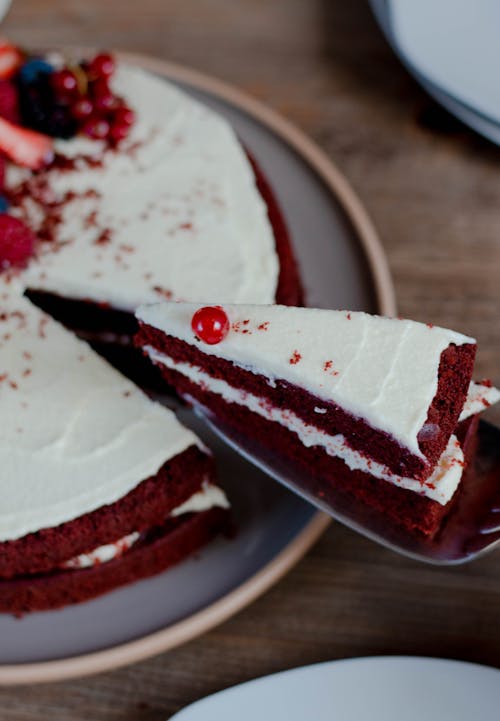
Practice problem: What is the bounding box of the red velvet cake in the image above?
[0,41,306,613]
[0,293,230,614]
[136,303,499,538]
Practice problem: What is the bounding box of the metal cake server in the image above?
[190,399,500,565]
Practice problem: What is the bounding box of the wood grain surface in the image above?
[1,0,499,718]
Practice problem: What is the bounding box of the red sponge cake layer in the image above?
[0,508,229,615]
[136,325,475,481]
[0,445,214,579]
[145,359,477,538]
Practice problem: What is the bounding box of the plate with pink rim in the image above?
[0,51,395,684]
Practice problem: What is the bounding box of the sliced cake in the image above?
[135,302,499,537]
[0,292,229,614]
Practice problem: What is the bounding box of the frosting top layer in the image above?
[137,302,475,456]
[0,291,198,542]
[7,63,279,310]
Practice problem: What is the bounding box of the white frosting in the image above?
[0,291,200,542]
[459,381,500,421]
[7,64,279,310]
[144,347,469,505]
[137,303,475,457]
[62,481,229,569]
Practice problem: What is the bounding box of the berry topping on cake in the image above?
[51,68,79,96]
[0,41,23,81]
[6,45,136,145]
[0,116,53,169]
[0,214,36,269]
[88,53,115,79]
[191,306,230,345]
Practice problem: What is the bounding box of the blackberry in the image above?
[17,71,77,139]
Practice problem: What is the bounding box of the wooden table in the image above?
[1,0,499,717]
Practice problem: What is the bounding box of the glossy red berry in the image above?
[51,69,78,96]
[109,122,130,142]
[191,306,230,345]
[114,105,135,126]
[94,91,116,112]
[82,117,110,140]
[71,97,93,119]
[89,53,115,79]
[0,214,36,269]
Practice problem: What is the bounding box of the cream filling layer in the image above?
[145,347,476,506]
[62,481,229,570]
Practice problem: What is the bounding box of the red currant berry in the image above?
[71,97,94,119]
[51,69,78,96]
[109,122,130,142]
[114,105,135,126]
[90,77,110,98]
[82,117,110,140]
[88,53,115,79]
[191,306,230,345]
[93,91,117,112]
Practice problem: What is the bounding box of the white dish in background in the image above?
[172,656,500,721]
[0,52,394,684]
[371,0,500,144]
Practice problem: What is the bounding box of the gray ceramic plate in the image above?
[0,53,395,684]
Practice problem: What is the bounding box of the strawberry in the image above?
[0,41,23,81]
[0,80,19,123]
[0,214,36,269]
[0,116,53,169]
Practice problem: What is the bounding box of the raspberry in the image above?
[0,214,36,270]
[0,80,19,124]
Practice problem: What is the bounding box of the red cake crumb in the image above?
[289,350,301,365]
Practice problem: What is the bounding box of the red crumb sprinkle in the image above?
[426,323,434,329]
[289,350,302,365]
[232,320,252,334]
[123,390,131,397]
[153,286,173,299]
[38,317,48,338]
[179,222,193,230]
[22,368,31,377]
[22,351,32,360]
[323,359,339,377]
[346,312,351,320]
[94,229,112,245]
[9,380,17,389]
[258,322,270,331]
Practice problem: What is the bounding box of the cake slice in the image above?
[135,302,498,537]
[0,293,229,613]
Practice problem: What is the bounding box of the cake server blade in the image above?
[191,401,500,564]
